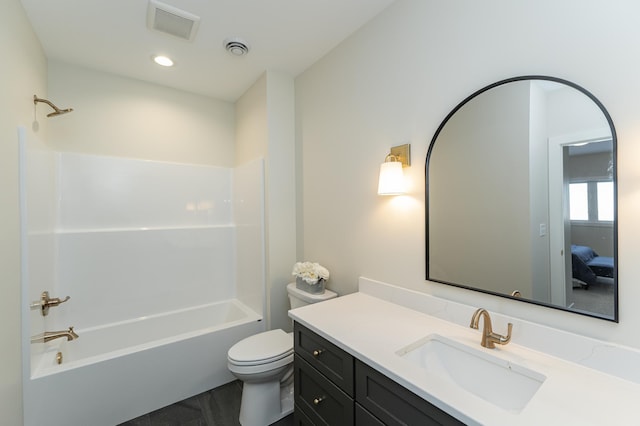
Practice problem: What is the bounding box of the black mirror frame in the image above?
[425,75,618,322]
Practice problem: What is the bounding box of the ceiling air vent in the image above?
[224,37,250,56]
[147,0,200,42]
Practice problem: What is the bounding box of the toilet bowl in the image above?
[227,282,337,426]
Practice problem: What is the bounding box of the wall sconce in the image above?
[377,143,410,195]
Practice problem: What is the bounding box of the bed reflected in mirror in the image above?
[426,76,617,321]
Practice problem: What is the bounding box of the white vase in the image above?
[295,277,326,294]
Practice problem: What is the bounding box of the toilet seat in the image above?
[228,329,293,367]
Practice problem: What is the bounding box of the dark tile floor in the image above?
[118,380,293,426]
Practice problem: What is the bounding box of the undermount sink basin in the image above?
[396,334,546,413]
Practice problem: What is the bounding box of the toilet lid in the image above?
[228,329,293,365]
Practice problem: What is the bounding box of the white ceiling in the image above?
[20,0,395,102]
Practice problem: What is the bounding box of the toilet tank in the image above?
[286,282,337,309]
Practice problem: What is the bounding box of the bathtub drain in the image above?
[56,352,63,365]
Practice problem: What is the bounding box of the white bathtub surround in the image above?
[234,159,267,316]
[55,226,236,328]
[20,148,267,426]
[18,129,57,379]
[54,153,237,329]
[58,153,234,229]
[288,277,640,425]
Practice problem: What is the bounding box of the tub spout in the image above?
[31,327,79,344]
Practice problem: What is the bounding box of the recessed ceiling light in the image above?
[153,55,174,67]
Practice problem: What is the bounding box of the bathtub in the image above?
[24,299,264,426]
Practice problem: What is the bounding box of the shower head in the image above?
[33,95,74,118]
[46,108,73,117]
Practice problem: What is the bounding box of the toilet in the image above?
[227,282,337,426]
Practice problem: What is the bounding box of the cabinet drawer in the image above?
[294,322,354,396]
[295,355,354,425]
[356,360,465,426]
[293,404,315,425]
[355,402,385,426]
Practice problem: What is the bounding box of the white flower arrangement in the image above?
[292,261,330,285]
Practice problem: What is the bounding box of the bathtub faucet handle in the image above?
[31,291,71,316]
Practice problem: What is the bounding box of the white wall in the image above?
[235,71,297,331]
[296,0,640,349]
[47,61,235,166]
[547,85,611,138]
[0,0,47,424]
[236,75,268,164]
[235,76,270,321]
[428,82,531,296]
[265,72,297,332]
[528,82,551,302]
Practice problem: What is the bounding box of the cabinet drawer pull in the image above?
[312,349,324,357]
[313,395,326,405]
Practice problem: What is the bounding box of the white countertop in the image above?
[288,291,640,425]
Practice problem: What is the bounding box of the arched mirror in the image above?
[426,76,617,321]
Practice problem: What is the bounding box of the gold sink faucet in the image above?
[469,308,512,349]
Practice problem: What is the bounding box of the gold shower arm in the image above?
[33,95,73,117]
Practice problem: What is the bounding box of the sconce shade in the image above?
[378,161,405,195]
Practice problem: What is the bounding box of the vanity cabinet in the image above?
[355,360,464,426]
[294,322,354,425]
[293,322,464,426]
